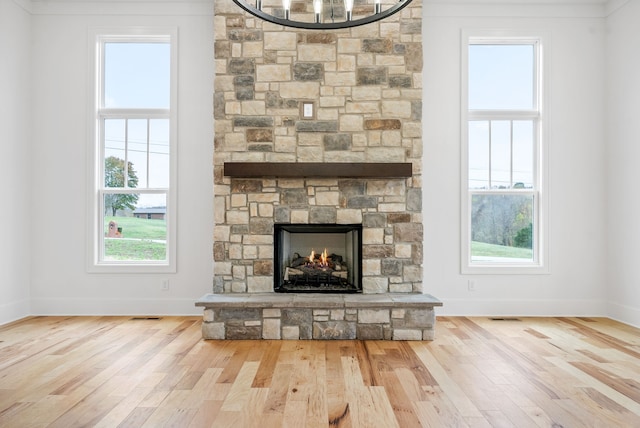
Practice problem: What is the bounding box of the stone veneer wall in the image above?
[213,0,423,294]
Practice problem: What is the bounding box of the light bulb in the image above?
[282,0,291,19]
[344,0,354,21]
[374,0,381,14]
[313,0,322,23]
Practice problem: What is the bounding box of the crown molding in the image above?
[27,0,212,16]
[604,0,630,16]
[424,0,618,18]
[12,0,34,14]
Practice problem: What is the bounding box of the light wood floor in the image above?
[1,316,639,427]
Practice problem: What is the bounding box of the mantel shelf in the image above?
[223,162,412,178]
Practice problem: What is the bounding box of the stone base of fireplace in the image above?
[195,293,442,340]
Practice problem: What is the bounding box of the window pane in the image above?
[490,121,511,188]
[469,44,534,110]
[469,121,489,189]
[104,119,125,187]
[512,120,534,188]
[471,194,533,262]
[149,119,170,188]
[127,119,148,188]
[103,193,167,261]
[104,43,170,109]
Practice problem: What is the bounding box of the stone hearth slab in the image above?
[196,293,442,340]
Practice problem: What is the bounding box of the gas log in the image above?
[284,250,349,287]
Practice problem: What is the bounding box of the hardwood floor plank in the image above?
[353,341,375,387]
[396,341,438,387]
[368,386,401,428]
[570,361,640,404]
[394,367,429,402]
[340,355,377,427]
[191,368,224,400]
[289,347,313,402]
[559,317,640,359]
[2,316,640,427]
[282,397,308,428]
[187,399,223,428]
[378,371,421,427]
[220,361,260,411]
[307,383,329,427]
[217,341,253,385]
[414,386,472,427]
[115,407,156,428]
[410,342,485,419]
[93,386,155,427]
[252,340,282,388]
[326,341,350,427]
[262,362,294,415]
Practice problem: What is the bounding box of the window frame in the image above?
[87,28,178,273]
[461,30,549,274]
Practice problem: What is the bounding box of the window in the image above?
[461,32,547,273]
[88,29,177,272]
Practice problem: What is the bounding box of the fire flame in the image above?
[308,248,329,267]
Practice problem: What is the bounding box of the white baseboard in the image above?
[607,301,640,329]
[16,297,640,328]
[29,297,202,317]
[0,299,30,326]
[436,297,607,317]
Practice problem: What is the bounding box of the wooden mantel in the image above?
[223,162,412,178]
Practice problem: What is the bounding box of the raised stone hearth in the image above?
[196,293,442,340]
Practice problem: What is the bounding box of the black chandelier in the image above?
[231,0,414,30]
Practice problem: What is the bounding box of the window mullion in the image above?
[146,119,150,188]
[509,120,514,188]
[470,189,535,196]
[100,108,170,119]
[124,119,129,189]
[469,110,539,120]
[488,120,492,188]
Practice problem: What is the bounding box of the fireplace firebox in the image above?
[274,224,362,293]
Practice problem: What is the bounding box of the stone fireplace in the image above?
[214,170,423,295]
[197,0,442,340]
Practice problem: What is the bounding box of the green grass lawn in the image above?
[104,216,166,240]
[471,241,533,259]
[105,239,166,260]
[104,216,166,260]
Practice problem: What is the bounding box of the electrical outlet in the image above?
[161,279,170,291]
[468,280,476,291]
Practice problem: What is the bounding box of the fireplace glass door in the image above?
[274,224,362,293]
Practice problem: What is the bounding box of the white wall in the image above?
[28,1,214,315]
[423,2,609,316]
[605,0,640,327]
[5,0,636,322]
[0,0,32,324]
